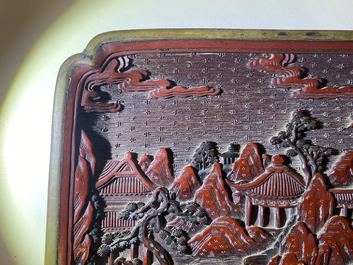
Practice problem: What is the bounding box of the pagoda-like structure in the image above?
[96,152,156,231]
[229,155,306,228]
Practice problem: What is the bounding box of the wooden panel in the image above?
[47,30,353,265]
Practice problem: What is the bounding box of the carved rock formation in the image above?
[146,148,174,187]
[329,151,353,187]
[273,216,353,265]
[317,216,353,265]
[188,216,271,257]
[298,173,334,233]
[194,162,239,219]
[280,222,318,264]
[268,253,304,265]
[170,166,201,200]
[73,130,96,265]
[138,154,153,172]
[227,143,269,183]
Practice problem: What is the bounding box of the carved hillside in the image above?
[194,162,240,219]
[170,166,201,200]
[227,143,270,182]
[329,151,353,187]
[279,222,318,264]
[139,154,153,172]
[188,216,271,257]
[298,173,334,234]
[271,216,353,265]
[145,148,174,187]
[317,216,353,265]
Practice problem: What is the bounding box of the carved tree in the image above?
[97,187,209,265]
[270,109,335,186]
[245,111,336,264]
[191,141,219,173]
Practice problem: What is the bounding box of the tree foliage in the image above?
[97,188,209,265]
[270,109,335,185]
[191,141,219,171]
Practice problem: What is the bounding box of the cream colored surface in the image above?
[1,1,353,265]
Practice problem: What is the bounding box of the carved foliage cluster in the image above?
[70,51,353,265]
[73,108,353,265]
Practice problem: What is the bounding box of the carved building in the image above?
[96,152,156,231]
[330,189,353,218]
[230,155,306,228]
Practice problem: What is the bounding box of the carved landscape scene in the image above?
[72,51,353,265]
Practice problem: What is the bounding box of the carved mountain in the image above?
[298,173,334,234]
[227,143,269,182]
[329,151,353,187]
[279,222,318,264]
[188,216,271,257]
[170,166,201,200]
[268,253,302,265]
[270,216,353,265]
[194,162,239,219]
[317,216,353,265]
[145,148,174,187]
[139,154,153,172]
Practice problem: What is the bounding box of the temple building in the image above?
[229,155,306,229]
[330,189,353,218]
[96,152,156,231]
[220,143,239,165]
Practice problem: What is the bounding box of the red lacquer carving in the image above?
[247,53,353,99]
[80,56,220,113]
[170,166,201,200]
[272,216,353,265]
[298,173,334,234]
[227,143,270,183]
[73,130,96,264]
[329,151,353,187]
[145,148,174,187]
[279,222,318,264]
[95,152,155,231]
[58,38,353,265]
[138,154,153,172]
[194,162,240,219]
[230,155,305,228]
[188,216,271,257]
[317,216,353,264]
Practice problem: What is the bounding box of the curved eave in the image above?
[227,168,305,191]
[96,159,155,191]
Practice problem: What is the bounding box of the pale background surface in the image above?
[0,1,353,265]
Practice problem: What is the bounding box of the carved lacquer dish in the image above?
[46,30,353,265]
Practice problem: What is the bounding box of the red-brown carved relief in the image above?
[278,222,318,264]
[188,216,272,257]
[194,162,240,219]
[73,130,96,265]
[247,53,353,99]
[57,39,353,265]
[298,173,334,234]
[171,166,201,200]
[80,56,220,113]
[329,151,353,187]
